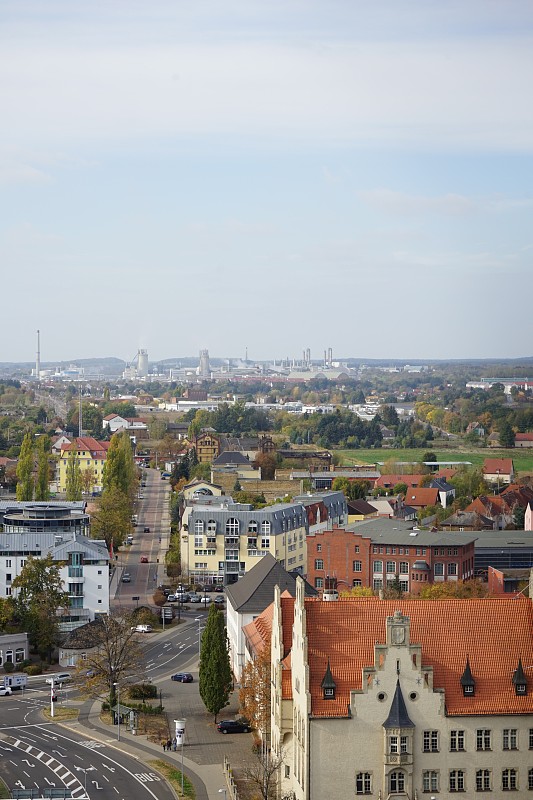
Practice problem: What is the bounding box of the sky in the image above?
[1,0,533,364]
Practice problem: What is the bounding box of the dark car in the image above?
[140,556,148,563]
[214,585,224,593]
[217,720,250,734]
[214,596,225,605]
[171,673,193,683]
[143,526,150,533]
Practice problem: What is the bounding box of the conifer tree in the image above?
[65,443,83,501]
[35,436,50,501]
[16,432,34,501]
[199,604,232,721]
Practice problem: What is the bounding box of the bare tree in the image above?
[241,747,287,800]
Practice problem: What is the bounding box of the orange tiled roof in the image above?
[284,596,533,718]
[483,458,514,474]
[465,495,511,517]
[405,488,440,507]
[61,437,109,458]
[375,474,425,489]
[435,468,458,480]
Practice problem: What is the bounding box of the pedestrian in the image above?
[172,738,177,752]
[166,738,172,752]
[162,741,166,751]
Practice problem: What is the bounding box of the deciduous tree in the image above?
[16,432,34,500]
[239,643,271,737]
[65,443,83,501]
[91,486,131,551]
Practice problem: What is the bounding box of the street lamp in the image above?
[113,682,121,741]
[195,617,203,661]
[75,766,96,797]
[218,789,227,800]
[49,680,55,718]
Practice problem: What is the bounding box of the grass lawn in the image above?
[336,447,533,474]
[149,759,195,800]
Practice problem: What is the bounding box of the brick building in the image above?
[306,520,476,595]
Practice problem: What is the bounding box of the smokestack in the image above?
[324,349,327,366]
[35,329,41,380]
[306,347,311,364]
[328,347,333,366]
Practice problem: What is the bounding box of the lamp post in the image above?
[195,617,203,662]
[113,682,121,741]
[75,766,96,798]
[174,719,186,797]
[50,680,55,718]
[218,789,227,800]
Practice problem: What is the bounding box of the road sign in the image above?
[132,596,140,601]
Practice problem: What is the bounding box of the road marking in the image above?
[80,740,105,749]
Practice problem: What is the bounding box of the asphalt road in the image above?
[0,686,175,800]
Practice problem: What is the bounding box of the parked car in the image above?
[171,672,193,683]
[46,672,72,685]
[0,687,13,697]
[214,585,224,593]
[140,556,148,563]
[122,573,131,583]
[131,624,153,633]
[214,596,225,605]
[143,526,150,533]
[200,596,211,604]
[216,720,250,734]
[188,593,201,603]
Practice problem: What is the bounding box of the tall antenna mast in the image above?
[36,329,41,380]
[78,384,83,438]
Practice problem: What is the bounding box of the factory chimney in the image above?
[35,330,41,380]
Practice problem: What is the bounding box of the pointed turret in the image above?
[383,680,414,728]
[320,659,336,700]
[460,656,475,696]
[513,657,527,696]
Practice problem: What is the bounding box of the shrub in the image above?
[3,661,15,673]
[129,683,158,700]
[23,664,43,676]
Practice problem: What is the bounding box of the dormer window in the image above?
[460,657,475,697]
[513,657,527,696]
[321,658,336,700]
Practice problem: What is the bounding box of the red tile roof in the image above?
[61,437,110,458]
[405,488,440,507]
[284,596,533,718]
[375,474,425,489]
[515,433,533,442]
[483,458,514,475]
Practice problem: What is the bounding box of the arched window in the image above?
[207,519,217,534]
[226,518,240,535]
[194,520,204,534]
[248,521,258,534]
[389,772,405,793]
[261,520,271,535]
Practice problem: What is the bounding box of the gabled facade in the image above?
[483,458,515,485]
[194,430,220,463]
[57,437,110,494]
[269,583,533,800]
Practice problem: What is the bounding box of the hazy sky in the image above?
[1,1,533,364]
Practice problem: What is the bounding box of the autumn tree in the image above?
[16,432,34,500]
[73,611,144,707]
[418,579,488,599]
[65,443,83,501]
[34,435,50,501]
[90,486,131,551]
[240,643,271,739]
[103,431,137,500]
[12,555,68,661]
[199,604,232,721]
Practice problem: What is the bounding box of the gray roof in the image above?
[293,491,347,512]
[0,531,109,560]
[212,451,250,466]
[383,680,415,729]
[291,470,380,479]
[189,503,308,535]
[225,553,317,613]
[344,518,477,547]
[0,501,86,512]
[474,531,533,549]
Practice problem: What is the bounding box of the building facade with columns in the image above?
[265,579,533,800]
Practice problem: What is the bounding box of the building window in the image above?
[423,730,439,752]
[194,536,203,548]
[502,769,517,791]
[389,735,398,753]
[423,771,439,793]
[399,561,409,574]
[373,579,383,590]
[389,772,405,793]
[353,560,362,572]
[476,729,491,751]
[503,729,518,750]
[449,769,465,792]
[373,560,383,573]
[15,648,25,663]
[528,768,533,790]
[261,521,271,534]
[353,579,362,587]
[434,562,444,576]
[248,521,258,533]
[450,730,465,752]
[476,769,491,792]
[386,561,395,573]
[317,544,322,552]
[226,518,239,535]
[529,728,533,749]
[315,577,323,589]
[194,520,204,534]
[448,562,458,575]
[207,519,217,533]
[261,537,270,549]
[355,545,360,552]
[355,773,371,795]
[315,559,324,570]
[5,559,11,568]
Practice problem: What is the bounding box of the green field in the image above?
[336,447,533,475]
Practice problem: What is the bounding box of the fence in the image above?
[223,756,240,800]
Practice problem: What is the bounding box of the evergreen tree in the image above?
[35,435,50,501]
[65,444,83,501]
[16,432,34,501]
[199,604,232,721]
[499,420,516,448]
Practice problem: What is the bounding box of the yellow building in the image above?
[57,437,110,494]
[194,430,220,463]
